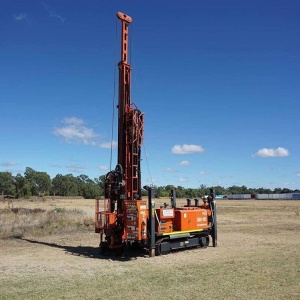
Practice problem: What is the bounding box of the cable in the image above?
[130,23,133,66]
[130,24,150,188]
[109,17,118,171]
[142,141,154,186]
[129,23,139,109]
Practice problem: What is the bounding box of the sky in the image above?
[1,0,300,190]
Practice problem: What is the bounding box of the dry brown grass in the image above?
[0,197,94,239]
[0,198,299,300]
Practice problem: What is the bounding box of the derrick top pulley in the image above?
[117,11,132,64]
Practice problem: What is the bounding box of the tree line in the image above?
[154,184,299,199]
[0,167,105,199]
[0,168,299,199]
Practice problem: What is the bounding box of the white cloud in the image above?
[42,2,65,23]
[64,117,84,126]
[0,161,18,167]
[165,168,176,173]
[283,182,294,186]
[172,144,205,154]
[100,141,118,149]
[199,171,208,175]
[51,164,63,169]
[53,117,98,145]
[98,165,108,171]
[3,169,23,174]
[222,175,233,179]
[296,173,300,177]
[254,147,289,158]
[14,13,28,21]
[179,160,190,166]
[66,164,88,172]
[179,177,188,182]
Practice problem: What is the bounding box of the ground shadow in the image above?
[19,238,149,261]
[18,238,212,260]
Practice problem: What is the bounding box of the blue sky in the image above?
[1,0,299,189]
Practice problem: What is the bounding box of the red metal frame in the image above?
[117,12,144,202]
[96,12,145,250]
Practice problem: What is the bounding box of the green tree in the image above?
[94,175,106,197]
[51,174,64,196]
[247,187,256,194]
[199,184,209,197]
[227,185,242,194]
[35,172,52,196]
[281,188,293,194]
[185,188,197,198]
[164,185,175,194]
[62,174,80,196]
[13,173,31,198]
[273,188,282,194]
[82,181,101,199]
[214,185,226,196]
[75,174,100,199]
[24,167,36,194]
[24,167,51,196]
[240,185,249,194]
[175,186,185,198]
[0,172,15,197]
[155,186,169,198]
[255,187,272,194]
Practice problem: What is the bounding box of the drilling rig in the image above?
[95,12,217,257]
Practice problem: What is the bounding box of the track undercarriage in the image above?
[155,232,210,256]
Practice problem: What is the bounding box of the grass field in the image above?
[0,197,299,300]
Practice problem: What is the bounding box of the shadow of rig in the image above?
[19,237,148,261]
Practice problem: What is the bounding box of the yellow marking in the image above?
[162,229,205,236]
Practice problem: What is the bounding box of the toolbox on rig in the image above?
[155,208,174,233]
[173,209,209,231]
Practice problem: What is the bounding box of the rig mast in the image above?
[96,12,146,252]
[95,12,217,257]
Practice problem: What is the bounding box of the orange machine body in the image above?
[123,200,148,241]
[173,208,209,231]
[155,206,211,234]
[95,11,218,256]
[155,208,175,234]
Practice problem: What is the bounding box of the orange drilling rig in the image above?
[95,12,217,257]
